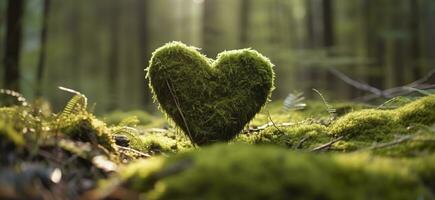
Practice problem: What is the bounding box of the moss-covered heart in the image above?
[146,42,274,145]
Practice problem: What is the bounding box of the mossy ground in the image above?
[105,144,432,200]
[1,94,435,199]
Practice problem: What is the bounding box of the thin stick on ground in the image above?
[166,79,196,147]
[310,136,344,152]
[267,111,284,134]
[117,145,151,158]
[295,135,310,149]
[366,135,414,150]
[248,122,296,132]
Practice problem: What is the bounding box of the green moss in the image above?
[368,127,435,157]
[411,154,435,191]
[328,95,435,152]
[396,95,435,126]
[147,41,274,145]
[116,144,429,200]
[0,119,25,147]
[234,123,329,149]
[114,126,193,154]
[58,114,116,151]
[329,95,435,139]
[329,109,400,140]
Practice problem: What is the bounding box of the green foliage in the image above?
[1,86,435,199]
[54,88,116,152]
[58,114,115,152]
[147,42,274,145]
[0,119,24,148]
[58,86,88,116]
[312,88,336,119]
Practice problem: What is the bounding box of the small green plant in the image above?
[147,42,274,145]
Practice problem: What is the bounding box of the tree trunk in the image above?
[107,0,120,110]
[239,0,250,46]
[322,0,334,47]
[36,0,50,96]
[202,0,215,56]
[136,0,152,109]
[3,0,24,92]
[362,0,383,89]
[69,2,82,87]
[409,0,421,79]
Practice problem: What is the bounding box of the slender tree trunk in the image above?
[202,0,214,56]
[362,0,383,89]
[36,0,50,96]
[303,0,316,97]
[321,0,340,97]
[107,0,120,110]
[239,0,250,46]
[3,0,24,92]
[136,0,152,109]
[322,0,334,47]
[409,0,421,79]
[69,2,82,87]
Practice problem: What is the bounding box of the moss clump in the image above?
[329,95,435,139]
[113,126,193,154]
[58,114,116,152]
[0,119,25,148]
[147,41,274,145]
[235,123,329,149]
[326,95,435,152]
[114,144,429,200]
[329,109,399,140]
[396,95,435,125]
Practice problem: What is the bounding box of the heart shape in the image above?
[146,42,274,145]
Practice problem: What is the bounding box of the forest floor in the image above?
[1,90,435,199]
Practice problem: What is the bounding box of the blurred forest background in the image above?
[1,0,435,113]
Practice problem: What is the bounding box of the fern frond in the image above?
[377,96,412,109]
[59,87,88,116]
[312,88,336,119]
[283,92,306,111]
[0,89,28,106]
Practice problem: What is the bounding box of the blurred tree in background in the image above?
[1,0,434,113]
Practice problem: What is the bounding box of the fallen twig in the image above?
[117,145,151,158]
[367,135,414,150]
[248,122,296,132]
[267,111,284,134]
[295,135,310,149]
[310,136,344,152]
